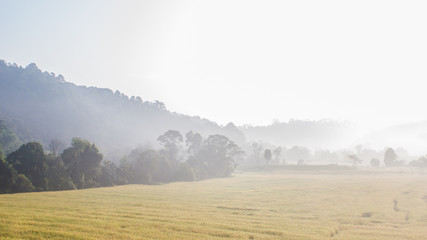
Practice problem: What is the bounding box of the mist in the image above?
[1,1,427,239]
[1,59,425,167]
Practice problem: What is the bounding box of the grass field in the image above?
[0,168,427,239]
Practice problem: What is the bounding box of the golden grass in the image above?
[0,168,426,239]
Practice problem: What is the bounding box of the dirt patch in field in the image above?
[217,206,259,211]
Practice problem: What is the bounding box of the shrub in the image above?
[13,174,35,193]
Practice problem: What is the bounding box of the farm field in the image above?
[0,168,427,240]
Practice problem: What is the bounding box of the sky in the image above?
[1,0,427,130]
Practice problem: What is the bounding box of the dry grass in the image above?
[0,168,426,239]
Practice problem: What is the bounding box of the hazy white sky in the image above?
[1,0,427,129]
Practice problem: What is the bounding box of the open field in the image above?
[1,168,427,239]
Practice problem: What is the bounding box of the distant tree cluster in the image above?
[0,128,243,194]
[120,130,244,185]
[408,155,427,168]
[244,141,427,169]
[247,143,312,165]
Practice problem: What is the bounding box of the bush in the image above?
[13,174,35,193]
[409,156,427,168]
[370,158,380,167]
[175,163,196,182]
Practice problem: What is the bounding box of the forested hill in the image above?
[0,60,245,156]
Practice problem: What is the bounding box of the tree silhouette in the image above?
[251,143,263,165]
[384,148,397,167]
[273,147,282,163]
[158,130,183,162]
[188,134,243,178]
[264,149,272,165]
[185,131,203,155]
[348,154,362,166]
[48,139,65,157]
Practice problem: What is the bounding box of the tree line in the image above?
[0,129,243,194]
[247,142,427,168]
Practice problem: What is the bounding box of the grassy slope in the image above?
[0,169,426,239]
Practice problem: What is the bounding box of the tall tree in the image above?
[185,131,203,155]
[97,160,127,187]
[273,147,282,163]
[251,142,263,165]
[61,138,103,189]
[48,139,65,157]
[158,130,183,162]
[0,150,16,193]
[384,148,397,167]
[46,154,75,191]
[188,134,243,178]
[264,149,272,165]
[7,142,48,191]
[131,149,171,184]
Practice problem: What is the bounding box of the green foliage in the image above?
[188,134,243,178]
[175,163,196,182]
[48,139,65,157]
[158,130,183,162]
[61,138,103,189]
[7,142,48,191]
[0,152,16,193]
[98,161,127,187]
[13,174,35,193]
[185,131,202,155]
[0,120,22,155]
[46,154,76,191]
[0,130,243,194]
[119,155,134,184]
[158,130,184,146]
[131,149,171,184]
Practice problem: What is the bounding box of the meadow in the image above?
[0,167,426,239]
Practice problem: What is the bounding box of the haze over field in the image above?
[1,1,427,239]
[1,0,427,130]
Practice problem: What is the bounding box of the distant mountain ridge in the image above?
[0,60,246,158]
[357,121,427,155]
[240,120,359,150]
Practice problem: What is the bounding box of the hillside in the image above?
[0,60,245,157]
[4,59,424,158]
